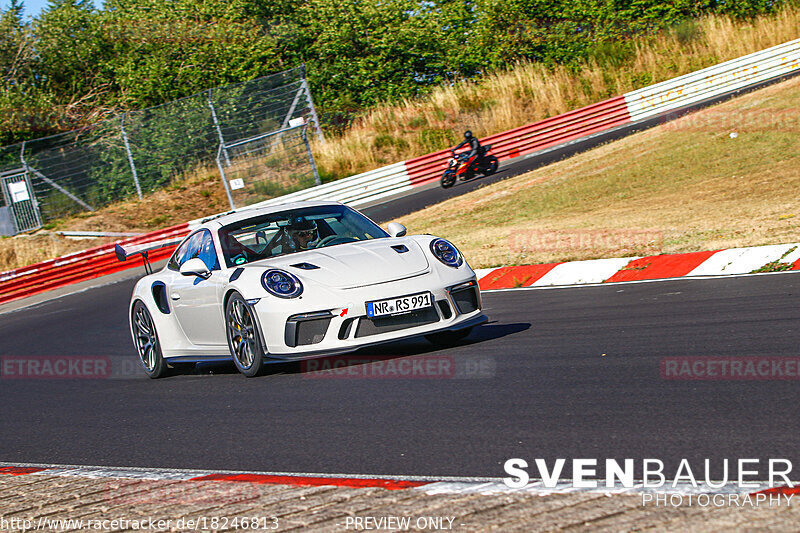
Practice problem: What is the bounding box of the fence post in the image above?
[208,89,231,166]
[268,83,306,155]
[21,140,94,213]
[300,65,325,143]
[301,127,322,186]
[281,84,305,131]
[18,141,47,229]
[216,144,236,210]
[120,113,143,199]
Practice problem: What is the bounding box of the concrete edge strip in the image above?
[0,462,796,498]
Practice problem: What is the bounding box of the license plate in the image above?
[366,291,433,318]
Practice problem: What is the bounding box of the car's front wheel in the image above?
[132,301,168,379]
[425,327,472,346]
[225,293,266,377]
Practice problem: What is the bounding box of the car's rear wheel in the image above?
[225,293,266,377]
[425,327,473,346]
[132,301,168,379]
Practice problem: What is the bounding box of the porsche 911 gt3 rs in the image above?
[120,201,488,378]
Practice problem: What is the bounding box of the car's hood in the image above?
[253,238,431,289]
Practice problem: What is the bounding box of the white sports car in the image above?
[119,201,487,378]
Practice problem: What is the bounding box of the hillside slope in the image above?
[398,75,800,269]
[314,6,800,179]
[1,54,798,273]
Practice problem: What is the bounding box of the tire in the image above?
[441,171,456,189]
[132,300,169,379]
[425,327,472,346]
[483,156,499,176]
[225,293,266,377]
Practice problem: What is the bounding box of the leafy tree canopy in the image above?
[0,0,793,143]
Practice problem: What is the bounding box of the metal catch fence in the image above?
[0,65,323,235]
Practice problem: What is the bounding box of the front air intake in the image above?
[285,311,332,347]
[449,281,480,315]
[354,307,440,338]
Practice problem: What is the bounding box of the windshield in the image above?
[218,205,389,267]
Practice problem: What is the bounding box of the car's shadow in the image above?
[177,321,530,378]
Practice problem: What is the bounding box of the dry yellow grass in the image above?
[2,7,798,273]
[398,75,800,269]
[313,6,800,179]
[0,235,114,271]
[0,168,229,271]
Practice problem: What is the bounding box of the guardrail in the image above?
[0,224,190,305]
[405,96,632,187]
[253,37,800,201]
[624,39,800,121]
[1,37,798,305]
[253,162,411,208]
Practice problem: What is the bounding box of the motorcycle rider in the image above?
[452,130,481,175]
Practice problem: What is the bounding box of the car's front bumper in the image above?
[251,275,486,360]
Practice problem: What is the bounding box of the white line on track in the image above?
[0,461,496,483]
[481,268,800,294]
[2,462,793,496]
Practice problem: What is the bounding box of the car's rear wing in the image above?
[115,237,184,275]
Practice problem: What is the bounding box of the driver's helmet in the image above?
[288,217,318,250]
[464,130,473,139]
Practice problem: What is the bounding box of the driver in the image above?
[287,217,319,251]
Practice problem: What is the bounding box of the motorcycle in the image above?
[440,145,499,189]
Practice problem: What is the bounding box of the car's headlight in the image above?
[261,269,303,298]
[430,238,463,268]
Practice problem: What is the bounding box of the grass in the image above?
[0,167,230,272]
[312,5,800,180]
[0,235,110,272]
[1,7,799,273]
[0,154,319,271]
[396,75,800,269]
[751,246,797,273]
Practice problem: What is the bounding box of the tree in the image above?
[274,0,463,128]
[6,0,24,23]
[96,0,282,107]
[0,0,67,145]
[35,1,107,102]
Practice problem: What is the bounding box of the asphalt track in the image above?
[2,272,800,479]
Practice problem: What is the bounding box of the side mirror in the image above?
[387,222,407,238]
[180,257,211,279]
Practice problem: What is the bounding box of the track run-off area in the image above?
[2,268,800,480]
